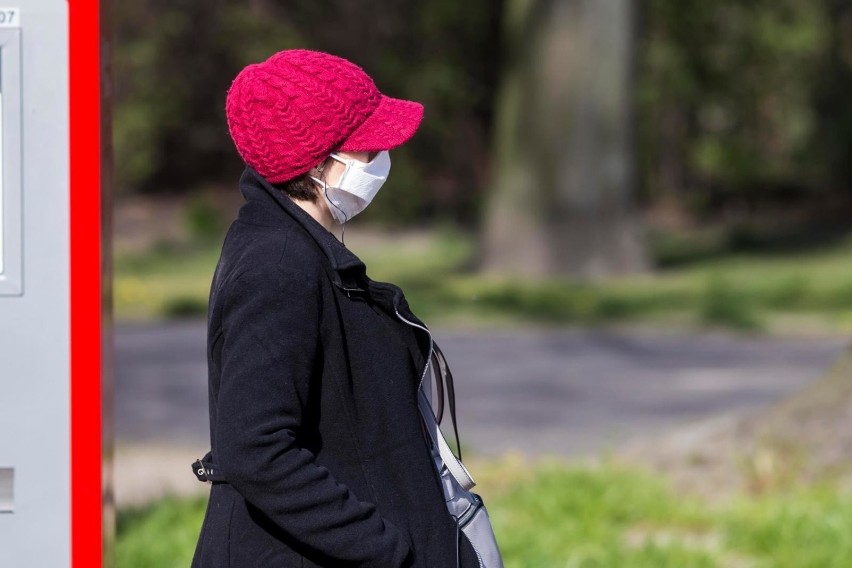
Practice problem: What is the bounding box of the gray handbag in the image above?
[419,342,504,568]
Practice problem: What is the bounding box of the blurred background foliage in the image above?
[113,0,852,328]
[639,0,852,224]
[112,5,852,562]
[115,0,852,227]
[114,0,504,226]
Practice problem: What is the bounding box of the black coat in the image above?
[191,167,481,567]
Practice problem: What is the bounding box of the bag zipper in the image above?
[393,307,433,391]
[396,306,473,568]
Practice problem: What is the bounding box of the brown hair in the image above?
[272,156,333,204]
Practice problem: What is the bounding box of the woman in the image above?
[190,49,482,567]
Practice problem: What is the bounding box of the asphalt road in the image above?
[115,320,848,458]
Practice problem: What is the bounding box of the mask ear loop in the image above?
[323,181,348,246]
[314,159,349,246]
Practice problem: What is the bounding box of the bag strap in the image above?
[430,350,445,425]
[419,340,476,491]
[432,342,463,462]
[417,389,476,490]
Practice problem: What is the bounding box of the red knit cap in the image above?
[225,49,425,183]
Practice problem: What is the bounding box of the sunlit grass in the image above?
[117,494,208,568]
[114,225,852,333]
[117,456,852,567]
[114,239,222,319]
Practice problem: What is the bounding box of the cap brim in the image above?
[337,94,424,152]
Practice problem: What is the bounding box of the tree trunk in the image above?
[480,0,648,279]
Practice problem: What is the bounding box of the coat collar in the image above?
[237,166,368,290]
[235,167,428,330]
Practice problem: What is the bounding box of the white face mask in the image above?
[309,150,391,225]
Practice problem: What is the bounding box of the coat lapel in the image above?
[238,167,367,288]
[236,167,430,331]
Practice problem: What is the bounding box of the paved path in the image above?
[116,320,848,457]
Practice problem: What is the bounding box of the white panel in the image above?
[0,2,71,566]
[0,90,4,273]
[0,27,21,294]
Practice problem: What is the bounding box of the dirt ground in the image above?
[617,347,852,500]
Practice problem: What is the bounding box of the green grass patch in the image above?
[698,274,763,330]
[116,457,852,567]
[486,460,720,567]
[117,494,208,568]
[114,224,852,333]
[721,484,852,568]
[114,238,221,320]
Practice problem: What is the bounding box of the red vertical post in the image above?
[69,0,104,566]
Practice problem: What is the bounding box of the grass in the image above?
[117,494,208,568]
[116,455,852,567]
[114,224,852,333]
[115,238,222,320]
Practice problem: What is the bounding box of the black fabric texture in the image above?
[190,167,481,567]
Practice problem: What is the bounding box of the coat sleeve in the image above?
[213,261,413,567]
